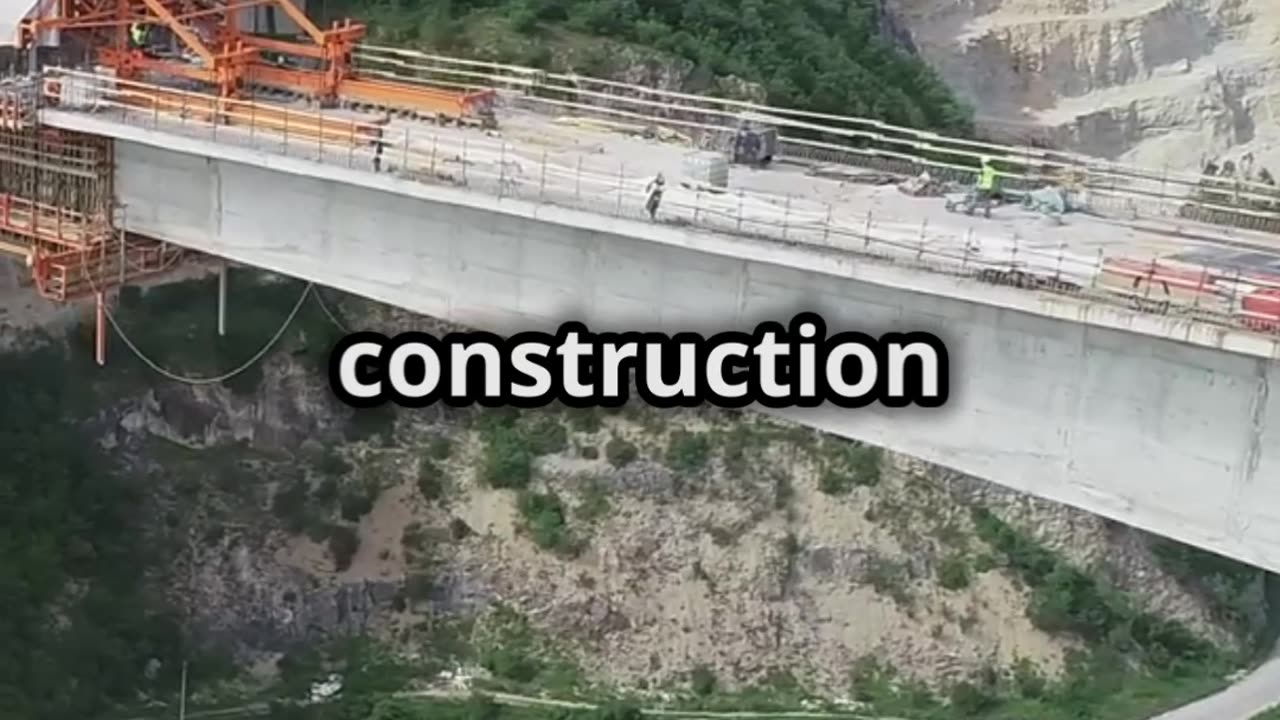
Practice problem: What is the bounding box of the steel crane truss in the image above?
[18,0,498,124]
[20,0,365,102]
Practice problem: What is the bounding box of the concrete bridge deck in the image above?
[34,103,1280,576]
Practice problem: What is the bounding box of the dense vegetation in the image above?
[334,0,972,134]
[0,341,186,719]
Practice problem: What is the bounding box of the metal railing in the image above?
[36,68,1280,337]
[350,46,1280,226]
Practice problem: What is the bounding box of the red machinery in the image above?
[16,0,497,124]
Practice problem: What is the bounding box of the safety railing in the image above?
[34,67,1280,338]
[351,46,1280,222]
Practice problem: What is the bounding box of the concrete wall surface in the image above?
[101,126,1280,574]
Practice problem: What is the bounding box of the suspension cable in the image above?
[80,252,316,385]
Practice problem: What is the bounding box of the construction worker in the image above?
[976,156,998,202]
[129,23,150,51]
[645,172,665,220]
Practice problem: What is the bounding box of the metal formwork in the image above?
[0,79,183,302]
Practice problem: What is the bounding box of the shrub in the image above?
[339,485,376,522]
[605,437,638,467]
[517,491,575,555]
[328,524,360,571]
[666,430,710,474]
[819,442,883,494]
[690,665,717,696]
[481,426,532,489]
[418,458,445,501]
[427,436,453,460]
[938,555,972,590]
[525,416,569,455]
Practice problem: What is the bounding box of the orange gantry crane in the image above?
[16,0,497,125]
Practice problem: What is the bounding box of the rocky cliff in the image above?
[886,0,1280,171]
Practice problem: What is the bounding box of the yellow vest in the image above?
[978,164,997,190]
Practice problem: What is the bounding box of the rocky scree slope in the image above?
[885,0,1280,170]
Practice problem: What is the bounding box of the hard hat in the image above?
[980,156,992,165]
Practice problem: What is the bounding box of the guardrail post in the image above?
[250,100,256,144]
[694,188,702,223]
[1144,256,1157,300]
[283,110,290,153]
[317,106,324,161]
[401,128,409,172]
[1010,235,1019,272]
[462,138,468,185]
[430,135,438,176]
[615,164,624,216]
[782,195,791,240]
[962,228,973,269]
[823,203,832,244]
[736,190,744,232]
[1229,269,1241,312]
[916,218,928,260]
[1055,243,1065,283]
[153,93,160,129]
[1195,264,1208,309]
[1093,249,1103,289]
[575,157,582,200]
[539,150,547,201]
[499,142,507,199]
[863,211,872,249]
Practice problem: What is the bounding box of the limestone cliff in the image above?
[885,0,1280,170]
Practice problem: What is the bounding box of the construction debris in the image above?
[898,170,948,197]
[1022,185,1070,217]
[806,164,900,184]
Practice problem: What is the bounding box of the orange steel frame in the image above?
[19,0,365,102]
[16,0,498,120]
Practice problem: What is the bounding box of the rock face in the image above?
[885,0,1280,169]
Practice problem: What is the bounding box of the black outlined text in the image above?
[327,313,949,409]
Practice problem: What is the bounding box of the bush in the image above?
[971,507,1220,669]
[666,430,711,474]
[819,442,883,494]
[605,437,638,467]
[339,483,377,522]
[525,416,569,455]
[481,426,533,489]
[938,555,971,591]
[418,458,445,501]
[690,665,717,696]
[949,681,998,716]
[480,643,542,683]
[427,436,453,460]
[517,491,576,555]
[328,524,360,571]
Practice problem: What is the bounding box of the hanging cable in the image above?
[312,288,351,333]
[80,251,316,385]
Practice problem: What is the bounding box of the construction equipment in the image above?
[16,0,498,126]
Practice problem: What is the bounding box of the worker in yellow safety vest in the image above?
[976,156,998,200]
[129,23,150,50]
